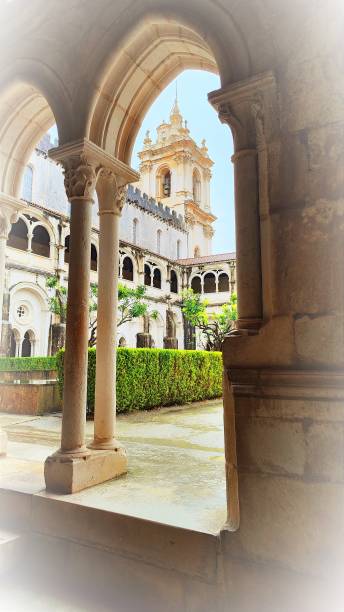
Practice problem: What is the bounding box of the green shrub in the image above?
[0,356,56,372]
[56,347,222,414]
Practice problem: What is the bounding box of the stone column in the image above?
[89,171,125,451]
[231,148,262,331]
[44,139,139,493]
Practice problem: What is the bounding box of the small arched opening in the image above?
[153,268,161,289]
[32,225,50,257]
[203,272,216,294]
[170,270,178,294]
[194,246,201,258]
[118,336,127,347]
[122,256,134,281]
[90,244,98,271]
[218,272,230,292]
[22,330,34,357]
[144,264,152,287]
[191,276,202,294]
[7,218,28,252]
[158,168,171,198]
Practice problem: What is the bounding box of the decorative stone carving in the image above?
[0,209,20,239]
[62,154,98,201]
[185,212,196,227]
[203,225,214,239]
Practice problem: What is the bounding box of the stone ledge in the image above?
[44,448,127,494]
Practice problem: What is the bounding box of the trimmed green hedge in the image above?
[0,356,57,372]
[56,347,222,414]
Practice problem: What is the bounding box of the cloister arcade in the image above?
[0,1,342,610]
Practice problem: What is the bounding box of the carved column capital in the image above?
[62,154,99,201]
[49,139,140,211]
[0,196,26,239]
[209,71,278,151]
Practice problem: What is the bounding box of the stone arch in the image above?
[170,270,178,294]
[31,224,51,258]
[218,272,230,293]
[9,282,50,357]
[7,216,29,252]
[191,275,202,294]
[153,267,162,289]
[122,255,134,282]
[21,329,35,357]
[9,327,20,358]
[203,272,216,294]
[85,1,258,161]
[0,72,72,197]
[156,165,171,199]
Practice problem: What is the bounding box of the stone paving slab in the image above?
[0,401,226,533]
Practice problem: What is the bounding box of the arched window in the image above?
[32,225,50,257]
[218,273,230,292]
[133,218,138,245]
[90,244,98,271]
[177,240,181,259]
[22,330,34,357]
[194,246,201,258]
[153,268,161,289]
[144,264,151,286]
[191,276,202,294]
[118,337,127,347]
[161,168,171,198]
[203,272,216,294]
[170,270,178,294]
[7,218,28,251]
[22,165,33,201]
[157,229,162,254]
[64,235,70,264]
[122,256,133,281]
[193,169,201,204]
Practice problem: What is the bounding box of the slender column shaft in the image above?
[91,207,120,448]
[232,149,262,331]
[60,197,93,455]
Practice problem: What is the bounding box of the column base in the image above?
[88,438,123,451]
[44,447,127,494]
[0,430,7,456]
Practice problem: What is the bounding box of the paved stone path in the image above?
[0,400,226,534]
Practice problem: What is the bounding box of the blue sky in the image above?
[131,70,235,253]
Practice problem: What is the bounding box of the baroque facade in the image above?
[2,103,236,357]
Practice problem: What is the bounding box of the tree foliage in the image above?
[182,289,237,351]
[46,276,158,348]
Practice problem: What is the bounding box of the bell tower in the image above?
[137,96,216,257]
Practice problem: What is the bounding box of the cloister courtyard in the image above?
[0,400,226,534]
